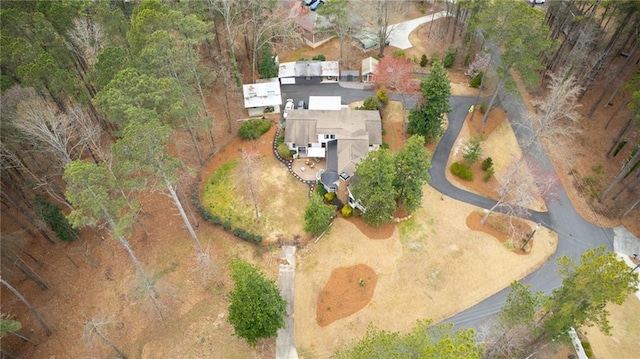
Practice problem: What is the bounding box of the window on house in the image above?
[330,134,336,139]
[321,142,326,148]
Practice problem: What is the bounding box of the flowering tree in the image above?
[374,56,417,92]
[374,56,418,136]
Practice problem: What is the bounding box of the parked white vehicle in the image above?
[283,99,294,119]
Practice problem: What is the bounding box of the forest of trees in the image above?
[1,0,639,357]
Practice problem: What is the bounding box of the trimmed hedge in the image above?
[451,162,474,181]
[190,186,262,244]
[238,119,271,140]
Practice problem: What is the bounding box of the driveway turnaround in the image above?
[387,11,448,50]
[432,94,615,330]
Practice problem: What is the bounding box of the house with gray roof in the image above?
[284,105,381,210]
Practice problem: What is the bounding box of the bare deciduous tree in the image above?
[244,0,298,81]
[481,157,558,239]
[206,0,244,87]
[67,103,110,164]
[477,318,533,359]
[14,97,80,166]
[67,17,104,68]
[530,70,583,144]
[240,149,261,221]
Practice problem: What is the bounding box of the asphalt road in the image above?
[279,81,616,331]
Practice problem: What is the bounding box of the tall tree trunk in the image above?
[606,118,633,157]
[163,177,204,254]
[587,41,638,117]
[0,279,52,336]
[478,76,505,131]
[612,170,640,200]
[4,251,49,290]
[600,148,640,202]
[604,98,629,130]
[621,196,640,217]
[579,11,634,100]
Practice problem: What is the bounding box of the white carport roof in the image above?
[308,96,342,111]
[242,81,282,108]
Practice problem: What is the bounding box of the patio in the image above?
[291,157,326,182]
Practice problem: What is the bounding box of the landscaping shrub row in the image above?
[190,186,263,244]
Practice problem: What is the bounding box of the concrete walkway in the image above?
[276,245,298,359]
[387,11,448,50]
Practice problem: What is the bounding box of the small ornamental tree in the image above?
[462,135,484,165]
[408,59,452,142]
[304,193,336,236]
[228,259,287,346]
[420,54,428,67]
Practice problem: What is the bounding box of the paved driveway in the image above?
[387,11,448,50]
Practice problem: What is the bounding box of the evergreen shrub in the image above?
[482,157,493,171]
[239,119,271,140]
[469,72,483,88]
[451,162,473,181]
[420,54,428,67]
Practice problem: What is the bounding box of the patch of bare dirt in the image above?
[316,264,378,327]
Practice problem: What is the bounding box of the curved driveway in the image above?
[434,94,615,329]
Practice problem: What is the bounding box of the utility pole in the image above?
[521,223,541,250]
